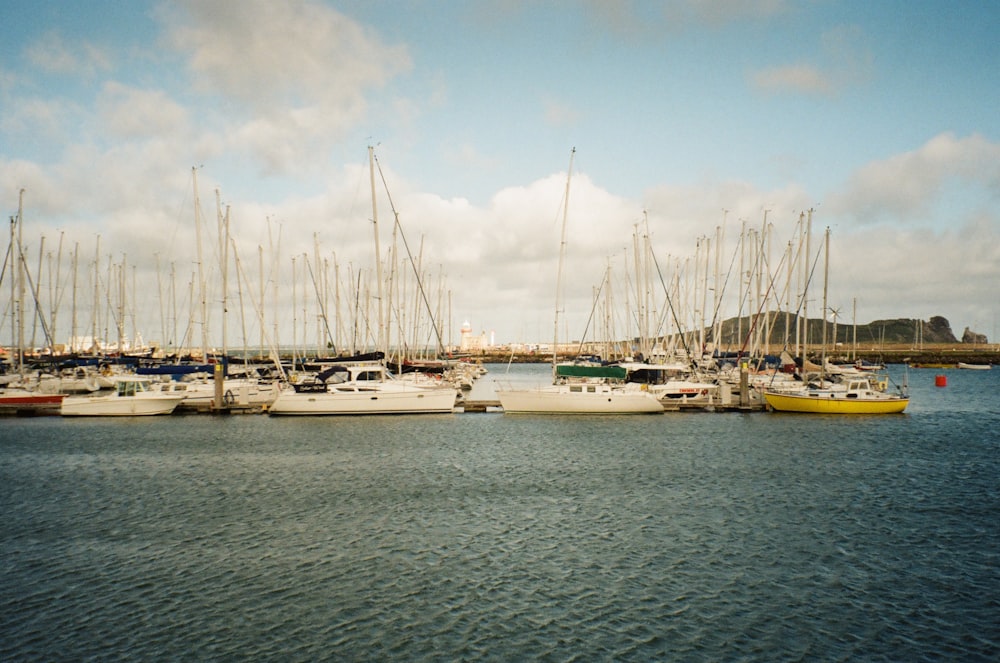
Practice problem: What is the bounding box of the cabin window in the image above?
[587,386,597,393]
[570,385,582,393]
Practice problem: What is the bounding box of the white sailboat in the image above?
[268,361,457,415]
[268,147,458,415]
[496,149,663,415]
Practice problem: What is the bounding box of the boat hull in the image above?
[764,391,909,414]
[268,386,457,415]
[0,391,65,415]
[498,384,664,414]
[61,393,185,416]
[166,378,280,411]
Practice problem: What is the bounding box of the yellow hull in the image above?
[764,391,909,414]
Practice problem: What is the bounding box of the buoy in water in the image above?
[935,374,947,387]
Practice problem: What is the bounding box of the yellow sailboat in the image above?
[764,377,909,414]
[763,227,909,414]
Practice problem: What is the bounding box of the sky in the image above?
[2,0,999,354]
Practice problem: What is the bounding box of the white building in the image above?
[459,321,491,352]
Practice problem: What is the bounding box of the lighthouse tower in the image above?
[459,320,487,352]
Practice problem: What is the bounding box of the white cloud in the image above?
[24,30,112,77]
[99,82,190,139]
[750,24,872,97]
[158,0,411,172]
[828,132,1000,223]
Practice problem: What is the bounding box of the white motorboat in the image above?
[61,376,185,416]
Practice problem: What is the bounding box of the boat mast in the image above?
[552,147,575,373]
[92,234,100,356]
[191,167,208,361]
[820,226,830,379]
[369,145,385,356]
[71,242,79,353]
[803,208,813,354]
[15,190,25,377]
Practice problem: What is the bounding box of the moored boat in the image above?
[957,362,991,370]
[497,381,664,414]
[764,376,909,414]
[268,362,457,415]
[0,388,65,415]
[61,376,185,416]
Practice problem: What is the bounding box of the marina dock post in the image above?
[739,360,750,407]
[213,363,224,411]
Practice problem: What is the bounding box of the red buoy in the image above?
[935,374,947,387]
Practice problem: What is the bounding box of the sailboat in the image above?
[763,375,909,414]
[1,190,65,414]
[496,149,663,415]
[763,228,909,414]
[158,168,280,412]
[268,147,458,416]
[268,359,457,415]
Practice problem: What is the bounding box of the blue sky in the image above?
[2,0,999,353]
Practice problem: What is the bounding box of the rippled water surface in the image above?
[2,364,998,660]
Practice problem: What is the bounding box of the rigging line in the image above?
[705,233,743,343]
[232,239,286,379]
[373,153,447,357]
[574,267,610,358]
[304,254,337,355]
[0,222,12,292]
[646,243,694,362]
[14,241,55,350]
[737,244,789,360]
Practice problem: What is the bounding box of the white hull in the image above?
[160,378,280,410]
[61,392,184,416]
[648,380,718,404]
[957,362,991,370]
[268,385,457,415]
[497,383,664,414]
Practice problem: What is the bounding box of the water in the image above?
[2,364,998,660]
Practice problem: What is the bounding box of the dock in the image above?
[455,399,765,413]
[457,400,502,413]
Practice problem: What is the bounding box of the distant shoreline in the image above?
[459,343,999,366]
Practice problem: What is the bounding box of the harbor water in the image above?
[1,364,997,660]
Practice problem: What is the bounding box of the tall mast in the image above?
[30,234,44,351]
[50,232,64,352]
[258,244,265,358]
[802,208,813,353]
[71,242,79,352]
[221,204,231,368]
[15,190,25,376]
[553,147,575,371]
[191,167,208,361]
[92,234,100,355]
[369,145,385,355]
[820,226,830,377]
